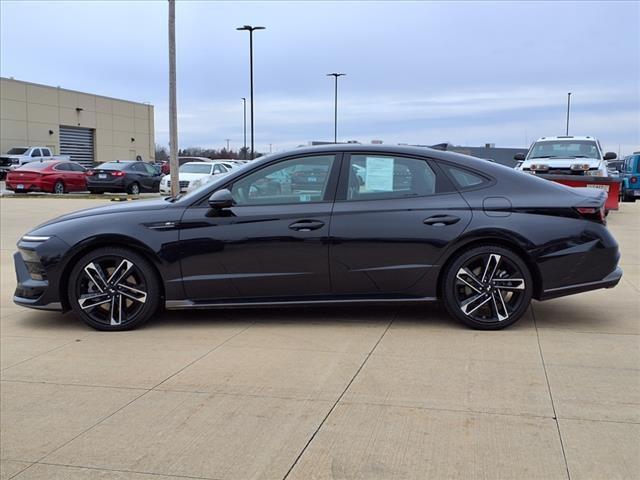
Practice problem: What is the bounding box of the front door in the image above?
[329,153,472,296]
[179,154,340,301]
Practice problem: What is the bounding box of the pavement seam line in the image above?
[532,304,572,480]
[281,309,399,480]
[0,337,81,372]
[4,461,34,480]
[28,461,221,480]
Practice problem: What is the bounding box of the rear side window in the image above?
[442,165,488,190]
[31,149,41,157]
[41,148,51,156]
[55,163,70,171]
[345,155,438,201]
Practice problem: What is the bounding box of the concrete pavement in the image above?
[1,197,638,480]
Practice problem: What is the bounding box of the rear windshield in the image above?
[180,163,212,174]
[98,162,130,171]
[17,161,55,170]
[7,148,28,155]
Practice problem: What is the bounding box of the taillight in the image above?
[112,171,125,177]
[631,177,638,184]
[86,170,95,176]
[575,206,606,225]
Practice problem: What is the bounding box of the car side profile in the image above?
[14,145,622,331]
[5,160,87,194]
[86,160,163,195]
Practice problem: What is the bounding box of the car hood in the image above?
[163,173,212,182]
[31,198,171,230]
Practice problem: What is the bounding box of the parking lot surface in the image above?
[1,197,638,480]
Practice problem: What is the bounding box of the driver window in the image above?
[231,155,335,205]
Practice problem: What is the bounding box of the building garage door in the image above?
[59,126,94,167]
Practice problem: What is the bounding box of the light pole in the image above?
[327,73,345,143]
[225,139,230,151]
[237,25,265,159]
[168,0,179,197]
[241,97,247,159]
[566,92,571,136]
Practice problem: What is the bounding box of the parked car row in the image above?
[0,146,71,179]
[4,159,164,195]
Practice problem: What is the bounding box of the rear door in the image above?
[329,152,472,296]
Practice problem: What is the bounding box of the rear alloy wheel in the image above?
[68,247,160,331]
[128,183,140,195]
[443,245,533,329]
[54,181,65,194]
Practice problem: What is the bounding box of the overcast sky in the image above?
[1,0,638,154]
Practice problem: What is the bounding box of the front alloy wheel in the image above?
[443,245,533,329]
[69,247,160,330]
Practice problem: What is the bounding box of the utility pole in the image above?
[168,0,179,197]
[237,25,265,159]
[241,97,247,159]
[327,73,346,143]
[565,92,571,136]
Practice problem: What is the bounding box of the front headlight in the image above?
[585,169,604,176]
[529,163,549,172]
[570,163,590,172]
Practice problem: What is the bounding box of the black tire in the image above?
[67,247,161,331]
[128,182,140,195]
[54,181,65,194]
[442,245,533,330]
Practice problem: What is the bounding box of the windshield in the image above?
[17,161,55,170]
[7,148,28,155]
[180,163,212,174]
[98,162,130,171]
[529,140,600,160]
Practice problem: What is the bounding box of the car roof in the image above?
[534,136,597,142]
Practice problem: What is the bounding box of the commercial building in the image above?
[0,77,154,166]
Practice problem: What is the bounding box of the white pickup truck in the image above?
[514,136,616,177]
[0,147,70,179]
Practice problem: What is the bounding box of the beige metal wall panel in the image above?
[112,146,133,159]
[2,119,27,140]
[113,130,134,147]
[96,112,113,130]
[27,122,56,143]
[96,145,113,163]
[26,84,58,106]
[112,100,134,118]
[27,103,59,124]
[134,104,149,119]
[0,98,27,121]
[76,93,96,112]
[96,129,113,146]
[59,107,78,126]
[58,90,78,109]
[95,96,113,114]
[0,78,27,101]
[134,116,149,133]
[113,114,134,132]
[76,110,96,128]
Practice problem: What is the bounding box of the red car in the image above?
[6,160,87,194]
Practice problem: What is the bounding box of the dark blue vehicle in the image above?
[621,153,640,202]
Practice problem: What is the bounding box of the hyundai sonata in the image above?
[14,145,622,331]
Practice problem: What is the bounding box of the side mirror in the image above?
[208,188,234,209]
[514,153,526,161]
[604,152,617,160]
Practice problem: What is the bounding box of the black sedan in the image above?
[86,160,163,195]
[13,145,621,331]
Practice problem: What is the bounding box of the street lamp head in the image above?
[237,25,266,32]
[327,73,346,77]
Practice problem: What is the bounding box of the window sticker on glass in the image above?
[299,193,312,202]
[365,157,394,192]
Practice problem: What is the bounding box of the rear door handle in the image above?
[289,220,325,231]
[423,215,460,226]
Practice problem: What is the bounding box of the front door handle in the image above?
[289,219,325,231]
[423,215,461,226]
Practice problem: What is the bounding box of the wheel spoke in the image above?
[117,284,147,304]
[460,293,491,315]
[78,292,111,310]
[107,259,134,286]
[83,263,109,292]
[110,294,124,326]
[456,267,484,293]
[491,290,509,321]
[481,254,501,283]
[492,278,526,290]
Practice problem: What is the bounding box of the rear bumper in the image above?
[87,179,126,192]
[539,266,623,300]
